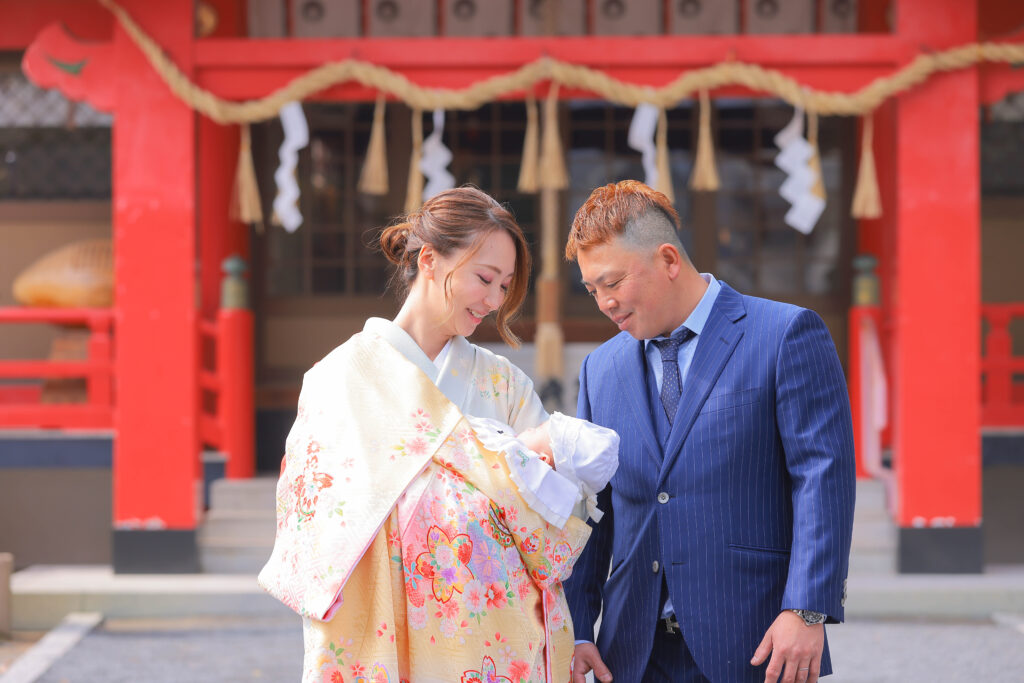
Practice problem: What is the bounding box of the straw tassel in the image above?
[357,95,389,195]
[689,90,720,192]
[405,108,424,213]
[655,107,675,203]
[534,320,564,382]
[517,94,540,193]
[230,123,264,227]
[851,114,882,219]
[539,83,568,191]
[807,110,826,200]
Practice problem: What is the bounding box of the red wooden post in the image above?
[848,255,883,480]
[86,313,112,409]
[874,101,897,453]
[110,0,200,572]
[893,0,982,572]
[218,256,255,479]
[197,0,249,322]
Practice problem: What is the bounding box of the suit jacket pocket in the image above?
[699,388,761,415]
[728,542,790,557]
[606,557,626,584]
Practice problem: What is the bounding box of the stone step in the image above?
[200,544,272,575]
[844,569,1024,619]
[854,478,890,511]
[848,551,896,575]
[208,477,278,511]
[853,507,891,524]
[14,564,1024,632]
[10,566,294,631]
[199,510,276,544]
[850,518,897,552]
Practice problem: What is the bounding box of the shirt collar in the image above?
[644,273,721,350]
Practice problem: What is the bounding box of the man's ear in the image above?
[657,243,684,280]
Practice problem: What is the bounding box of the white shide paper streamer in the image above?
[420,109,455,201]
[628,103,660,188]
[774,106,825,235]
[273,101,310,233]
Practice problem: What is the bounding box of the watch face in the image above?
[792,609,826,625]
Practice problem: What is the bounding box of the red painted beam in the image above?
[0,405,112,429]
[197,68,902,105]
[194,35,913,69]
[0,0,113,49]
[191,34,915,104]
[0,360,110,378]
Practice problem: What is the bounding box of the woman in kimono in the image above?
[259,187,617,683]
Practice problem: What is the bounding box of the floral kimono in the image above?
[259,319,593,683]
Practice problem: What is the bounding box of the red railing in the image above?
[982,303,1024,428]
[0,307,114,429]
[198,307,255,479]
[0,258,255,478]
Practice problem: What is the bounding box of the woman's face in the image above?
[430,230,517,339]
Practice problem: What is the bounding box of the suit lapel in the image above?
[658,284,746,484]
[612,336,662,465]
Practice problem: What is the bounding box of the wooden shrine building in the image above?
[1,0,1023,575]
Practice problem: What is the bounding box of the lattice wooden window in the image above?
[564,98,854,320]
[254,102,540,306]
[0,53,112,200]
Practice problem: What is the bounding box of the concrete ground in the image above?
[1,612,1022,682]
[31,615,303,683]
[828,614,1024,682]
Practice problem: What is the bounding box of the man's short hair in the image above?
[565,180,683,261]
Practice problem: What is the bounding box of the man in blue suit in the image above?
[563,181,855,683]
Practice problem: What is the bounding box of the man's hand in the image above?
[572,642,613,683]
[750,610,824,683]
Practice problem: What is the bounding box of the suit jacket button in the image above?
[657,492,670,504]
[652,560,660,573]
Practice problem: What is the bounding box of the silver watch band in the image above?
[789,609,827,626]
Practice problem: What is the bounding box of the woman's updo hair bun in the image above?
[376,186,532,348]
[378,221,414,266]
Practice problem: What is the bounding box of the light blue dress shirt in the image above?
[644,273,721,394]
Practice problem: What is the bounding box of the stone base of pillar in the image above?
[898,526,984,574]
[113,530,200,574]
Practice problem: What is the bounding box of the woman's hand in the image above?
[517,421,554,467]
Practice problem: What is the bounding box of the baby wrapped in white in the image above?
[467,412,619,529]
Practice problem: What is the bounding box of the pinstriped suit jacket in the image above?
[564,283,856,683]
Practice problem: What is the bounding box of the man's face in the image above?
[578,237,673,341]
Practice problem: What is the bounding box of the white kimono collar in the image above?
[363,318,476,410]
[435,335,475,409]
[363,317,439,383]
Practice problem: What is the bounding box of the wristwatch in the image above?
[789,609,827,626]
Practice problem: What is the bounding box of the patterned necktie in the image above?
[653,328,693,425]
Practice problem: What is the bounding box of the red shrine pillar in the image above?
[198,0,250,323]
[110,0,201,572]
[892,0,982,572]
